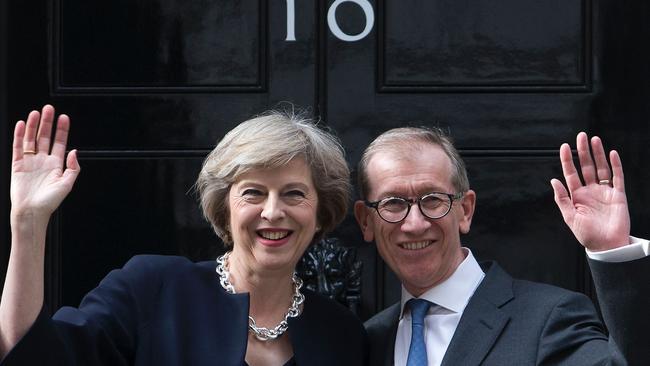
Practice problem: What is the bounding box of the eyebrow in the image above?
[283,182,311,192]
[236,181,311,191]
[374,191,404,198]
[373,186,448,199]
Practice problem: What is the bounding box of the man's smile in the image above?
[398,240,433,250]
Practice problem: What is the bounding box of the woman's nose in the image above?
[261,194,285,221]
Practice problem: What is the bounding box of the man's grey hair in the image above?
[357,126,469,199]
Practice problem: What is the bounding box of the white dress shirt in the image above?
[394,248,484,366]
[393,237,649,366]
[586,236,649,262]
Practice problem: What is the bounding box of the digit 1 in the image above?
[286,0,296,41]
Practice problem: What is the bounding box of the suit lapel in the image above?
[210,283,250,365]
[384,318,398,366]
[365,302,401,366]
[441,262,514,366]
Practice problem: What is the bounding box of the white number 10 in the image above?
[286,0,375,42]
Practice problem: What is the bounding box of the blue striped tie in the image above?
[406,299,431,366]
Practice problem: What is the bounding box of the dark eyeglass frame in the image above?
[364,192,464,223]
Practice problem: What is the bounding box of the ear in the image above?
[458,189,476,234]
[354,200,375,242]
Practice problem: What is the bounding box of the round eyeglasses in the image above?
[364,192,464,223]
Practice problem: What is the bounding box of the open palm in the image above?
[10,105,80,219]
[551,133,630,251]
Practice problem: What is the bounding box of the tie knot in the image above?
[407,298,431,325]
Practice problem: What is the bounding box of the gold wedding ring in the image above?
[599,179,610,185]
[23,150,37,155]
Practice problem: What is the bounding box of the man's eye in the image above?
[421,196,444,207]
[380,198,406,212]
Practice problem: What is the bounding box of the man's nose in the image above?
[261,194,285,221]
[400,205,431,234]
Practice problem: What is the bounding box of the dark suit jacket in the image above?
[365,256,649,365]
[1,255,367,366]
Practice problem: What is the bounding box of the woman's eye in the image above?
[242,189,262,196]
[284,190,307,205]
[241,189,264,201]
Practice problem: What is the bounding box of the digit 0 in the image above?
[286,0,375,42]
[327,0,375,42]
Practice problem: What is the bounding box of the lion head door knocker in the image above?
[297,237,362,314]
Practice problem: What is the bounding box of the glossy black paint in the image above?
[0,0,9,289]
[464,155,584,289]
[381,0,588,90]
[2,0,650,322]
[57,1,263,89]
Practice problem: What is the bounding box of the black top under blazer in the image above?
[1,255,368,366]
[365,257,649,366]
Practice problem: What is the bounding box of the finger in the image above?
[66,149,81,171]
[51,114,71,165]
[610,150,625,192]
[23,110,40,152]
[36,105,55,154]
[62,150,81,186]
[559,143,582,193]
[551,178,575,225]
[590,136,611,182]
[577,132,597,185]
[12,121,26,163]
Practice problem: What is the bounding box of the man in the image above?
[354,128,648,365]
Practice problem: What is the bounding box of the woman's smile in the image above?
[228,158,319,273]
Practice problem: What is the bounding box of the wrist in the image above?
[10,207,52,223]
[10,211,51,239]
[586,236,631,252]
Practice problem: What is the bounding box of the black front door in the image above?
[1,0,649,320]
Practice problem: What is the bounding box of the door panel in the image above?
[381,0,588,90]
[56,1,264,89]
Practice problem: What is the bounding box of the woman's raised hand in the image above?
[10,105,80,220]
[1,105,80,356]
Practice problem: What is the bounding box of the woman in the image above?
[0,105,367,365]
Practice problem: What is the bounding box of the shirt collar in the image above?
[400,247,485,317]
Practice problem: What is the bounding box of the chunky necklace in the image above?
[215,251,305,341]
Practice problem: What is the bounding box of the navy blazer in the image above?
[1,255,368,365]
[365,257,649,365]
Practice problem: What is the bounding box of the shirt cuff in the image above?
[586,236,650,263]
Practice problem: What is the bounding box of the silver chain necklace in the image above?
[215,251,305,341]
